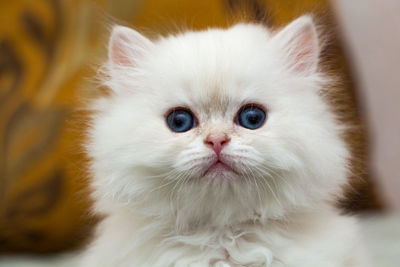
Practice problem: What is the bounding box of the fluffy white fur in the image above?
[81,16,368,266]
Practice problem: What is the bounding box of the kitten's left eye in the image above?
[166,109,195,132]
[236,105,266,130]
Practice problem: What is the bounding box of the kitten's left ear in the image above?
[272,16,320,76]
[108,25,153,67]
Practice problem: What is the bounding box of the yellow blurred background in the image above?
[0,0,383,255]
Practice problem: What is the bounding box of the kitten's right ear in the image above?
[108,26,153,67]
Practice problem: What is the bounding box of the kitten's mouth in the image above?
[203,160,237,177]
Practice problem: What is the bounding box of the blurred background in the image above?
[0,0,399,266]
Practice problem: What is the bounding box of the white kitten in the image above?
[81,16,368,266]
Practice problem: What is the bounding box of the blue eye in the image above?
[166,109,195,132]
[237,105,266,130]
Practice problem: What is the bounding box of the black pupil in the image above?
[247,112,260,124]
[173,115,185,127]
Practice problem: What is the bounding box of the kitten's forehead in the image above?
[147,24,272,111]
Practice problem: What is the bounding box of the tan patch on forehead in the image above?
[201,78,232,116]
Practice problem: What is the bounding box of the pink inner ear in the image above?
[108,26,153,67]
[111,35,134,66]
[290,31,318,75]
[274,16,319,76]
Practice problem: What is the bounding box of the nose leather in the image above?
[204,132,230,156]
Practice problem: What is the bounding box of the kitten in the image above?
[81,15,368,266]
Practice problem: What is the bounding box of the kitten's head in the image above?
[88,16,349,228]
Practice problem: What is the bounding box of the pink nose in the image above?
[204,132,230,156]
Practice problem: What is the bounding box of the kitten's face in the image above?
[89,17,349,227]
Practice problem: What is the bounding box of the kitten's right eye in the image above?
[166,109,195,133]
